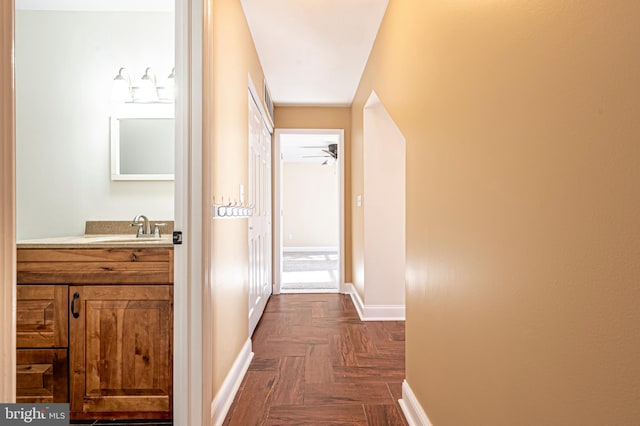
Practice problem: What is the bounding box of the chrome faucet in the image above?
[131,214,151,237]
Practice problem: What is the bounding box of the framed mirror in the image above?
[110,103,175,180]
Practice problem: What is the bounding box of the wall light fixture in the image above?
[111,67,133,102]
[137,67,158,102]
[165,67,176,101]
[111,66,175,104]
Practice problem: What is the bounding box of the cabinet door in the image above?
[69,285,173,419]
[17,285,68,348]
[17,349,68,403]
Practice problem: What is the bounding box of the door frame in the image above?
[0,1,207,423]
[175,0,206,424]
[273,128,345,295]
[0,0,17,403]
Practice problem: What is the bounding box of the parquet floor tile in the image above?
[266,404,368,425]
[223,294,407,426]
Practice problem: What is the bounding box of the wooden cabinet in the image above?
[16,285,69,403]
[16,247,173,420]
[16,349,68,403]
[17,247,173,284]
[17,285,68,348]
[69,285,173,420]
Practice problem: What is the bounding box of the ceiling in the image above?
[17,0,388,106]
[241,0,388,106]
[281,134,340,164]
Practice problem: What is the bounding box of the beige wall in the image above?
[208,0,267,396]
[274,107,352,281]
[361,94,405,306]
[353,1,640,424]
[283,162,338,248]
[0,0,16,403]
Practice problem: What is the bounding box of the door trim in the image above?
[0,0,16,403]
[248,74,273,133]
[273,128,345,295]
[174,0,206,424]
[1,0,205,420]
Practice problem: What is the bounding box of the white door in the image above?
[248,91,272,336]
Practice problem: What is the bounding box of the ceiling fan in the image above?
[302,143,338,165]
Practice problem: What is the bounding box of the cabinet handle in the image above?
[70,292,80,319]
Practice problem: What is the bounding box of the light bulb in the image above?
[137,67,158,102]
[111,68,132,102]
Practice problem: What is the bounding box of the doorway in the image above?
[2,0,203,421]
[8,0,201,421]
[273,129,345,294]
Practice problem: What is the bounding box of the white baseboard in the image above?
[281,288,340,294]
[210,339,254,426]
[399,380,432,426]
[345,283,405,321]
[346,283,365,318]
[283,246,338,252]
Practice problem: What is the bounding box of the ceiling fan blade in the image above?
[321,149,337,159]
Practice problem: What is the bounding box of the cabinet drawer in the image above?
[17,285,68,348]
[17,349,68,403]
[17,248,173,284]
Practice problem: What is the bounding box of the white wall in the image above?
[16,11,174,239]
[362,92,405,306]
[283,162,338,248]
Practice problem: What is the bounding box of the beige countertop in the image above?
[17,234,174,249]
[18,220,175,248]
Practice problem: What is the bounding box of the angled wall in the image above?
[352,1,640,424]
[355,91,405,313]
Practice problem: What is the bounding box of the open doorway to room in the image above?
[12,0,185,421]
[274,130,344,294]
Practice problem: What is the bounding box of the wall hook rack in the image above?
[212,199,254,218]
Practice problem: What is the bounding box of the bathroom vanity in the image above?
[16,236,173,420]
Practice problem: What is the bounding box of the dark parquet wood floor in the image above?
[223,294,408,426]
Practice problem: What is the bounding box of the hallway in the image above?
[223,294,407,425]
